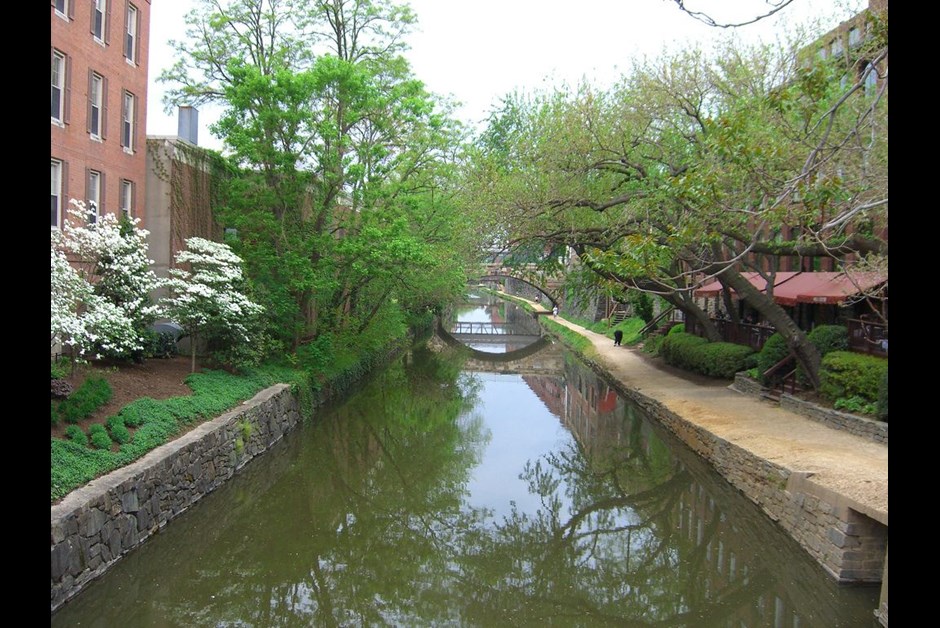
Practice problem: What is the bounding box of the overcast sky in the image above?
[146,0,861,152]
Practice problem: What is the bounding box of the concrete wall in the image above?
[51,383,302,612]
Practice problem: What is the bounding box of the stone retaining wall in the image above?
[615,381,887,583]
[50,383,301,613]
[780,393,888,445]
[732,374,888,445]
[561,349,887,587]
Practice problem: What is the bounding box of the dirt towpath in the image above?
[530,302,887,521]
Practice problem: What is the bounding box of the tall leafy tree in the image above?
[161,0,471,354]
[464,8,887,389]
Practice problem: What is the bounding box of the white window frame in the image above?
[120,179,133,219]
[90,72,103,139]
[122,90,135,152]
[52,51,65,123]
[54,0,69,19]
[125,3,138,64]
[87,170,101,224]
[52,160,63,229]
[93,0,107,43]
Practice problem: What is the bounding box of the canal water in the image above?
[51,294,880,627]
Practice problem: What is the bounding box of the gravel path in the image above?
[535,304,888,521]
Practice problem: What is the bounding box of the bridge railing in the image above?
[451,322,513,335]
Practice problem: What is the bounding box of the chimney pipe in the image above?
[178,106,199,145]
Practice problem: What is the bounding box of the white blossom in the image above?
[162,237,263,357]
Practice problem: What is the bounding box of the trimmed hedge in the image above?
[797,325,849,386]
[819,351,888,407]
[668,323,685,335]
[808,324,849,355]
[660,332,708,370]
[876,370,888,422]
[661,332,756,379]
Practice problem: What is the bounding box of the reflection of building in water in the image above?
[521,375,566,418]
[554,359,875,626]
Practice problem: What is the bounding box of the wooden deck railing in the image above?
[847,319,888,357]
[685,318,775,352]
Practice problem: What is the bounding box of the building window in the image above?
[864,62,878,97]
[120,179,134,219]
[54,0,71,19]
[51,51,65,122]
[848,27,861,48]
[830,37,843,58]
[124,3,139,63]
[92,0,109,43]
[122,91,135,150]
[88,71,107,139]
[52,160,63,229]
[87,170,103,224]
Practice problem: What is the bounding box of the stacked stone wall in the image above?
[565,352,887,586]
[732,374,888,445]
[51,384,301,612]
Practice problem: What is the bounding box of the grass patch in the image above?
[541,317,593,355]
[51,363,308,503]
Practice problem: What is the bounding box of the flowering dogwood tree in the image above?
[162,237,263,372]
[52,200,159,361]
[57,200,162,336]
[51,246,139,361]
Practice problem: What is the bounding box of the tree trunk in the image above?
[669,292,722,342]
[717,268,821,389]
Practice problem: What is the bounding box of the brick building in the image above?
[51,0,151,230]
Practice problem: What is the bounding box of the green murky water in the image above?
[51,299,880,627]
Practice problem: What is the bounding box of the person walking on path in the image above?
[552,305,559,317]
[614,330,623,346]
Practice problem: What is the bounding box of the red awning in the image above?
[692,272,801,298]
[772,271,887,306]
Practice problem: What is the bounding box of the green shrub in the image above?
[660,332,709,371]
[107,415,131,444]
[755,333,791,385]
[58,376,112,424]
[797,325,849,386]
[876,370,888,422]
[51,357,71,380]
[661,333,755,378]
[51,402,60,426]
[65,425,87,446]
[697,342,758,378]
[833,395,877,416]
[628,291,654,323]
[642,334,664,356]
[142,330,179,359]
[808,325,849,356]
[88,424,113,450]
[668,323,685,335]
[819,351,888,405]
[52,364,308,502]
